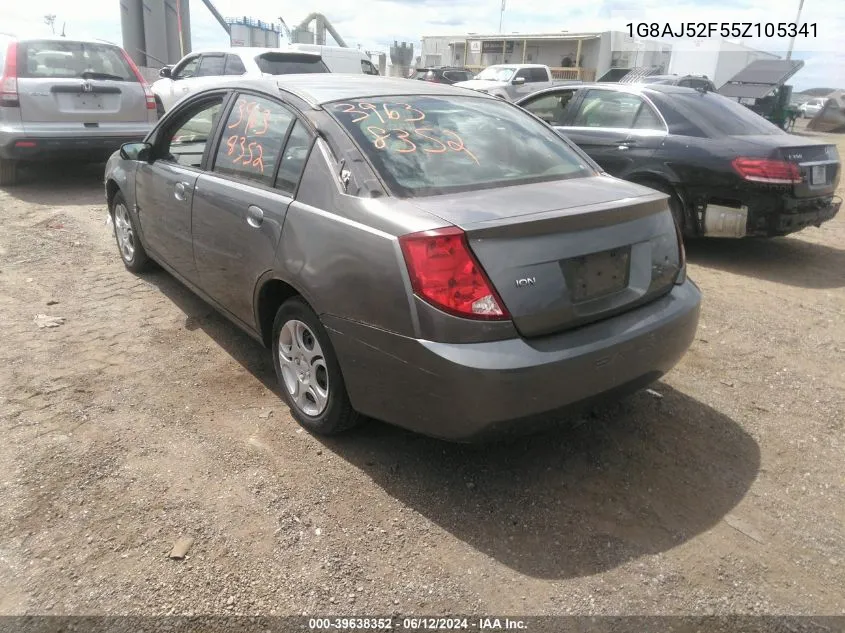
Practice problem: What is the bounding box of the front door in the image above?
[560,88,665,177]
[135,95,225,283]
[192,93,313,326]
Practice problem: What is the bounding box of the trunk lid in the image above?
[16,40,148,125]
[409,176,682,337]
[731,135,840,198]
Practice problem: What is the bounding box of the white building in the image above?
[667,39,779,88]
[419,31,673,82]
[419,31,778,87]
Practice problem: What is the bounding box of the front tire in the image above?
[272,297,360,436]
[0,159,18,186]
[111,192,151,273]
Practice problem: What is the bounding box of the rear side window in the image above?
[275,121,313,194]
[19,41,135,81]
[196,54,225,77]
[527,67,548,82]
[213,94,296,187]
[255,53,329,75]
[224,55,246,75]
[572,90,657,129]
[329,95,593,197]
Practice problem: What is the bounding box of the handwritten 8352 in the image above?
[332,102,479,165]
[225,100,270,174]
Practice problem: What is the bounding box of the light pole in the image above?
[786,0,805,60]
[499,0,505,33]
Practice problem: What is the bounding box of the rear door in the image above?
[16,39,148,128]
[135,93,226,283]
[560,88,665,177]
[192,93,313,325]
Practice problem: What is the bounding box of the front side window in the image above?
[213,94,296,186]
[329,95,593,198]
[173,56,200,79]
[161,98,224,168]
[572,90,653,129]
[521,90,576,126]
[361,60,379,75]
[196,54,225,77]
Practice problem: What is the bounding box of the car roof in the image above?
[275,74,490,106]
[515,81,707,105]
[9,37,124,47]
[184,76,492,109]
[189,47,320,58]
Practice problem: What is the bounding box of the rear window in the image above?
[657,91,784,137]
[19,40,136,81]
[329,95,593,197]
[255,53,329,75]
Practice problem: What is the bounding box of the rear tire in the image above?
[272,297,360,436]
[111,192,152,273]
[0,159,18,186]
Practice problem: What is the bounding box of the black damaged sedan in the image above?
[517,83,842,238]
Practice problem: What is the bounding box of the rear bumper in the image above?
[324,280,701,441]
[0,134,147,161]
[769,197,841,236]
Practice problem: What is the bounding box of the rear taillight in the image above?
[1,41,19,107]
[120,47,156,109]
[732,157,801,185]
[399,227,509,320]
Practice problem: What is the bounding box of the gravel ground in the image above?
[0,127,843,617]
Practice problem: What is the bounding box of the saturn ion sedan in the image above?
[104,75,701,441]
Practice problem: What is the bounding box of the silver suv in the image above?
[0,37,157,185]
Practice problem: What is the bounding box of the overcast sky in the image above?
[1,0,843,90]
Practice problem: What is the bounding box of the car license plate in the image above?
[811,165,826,184]
[565,247,631,302]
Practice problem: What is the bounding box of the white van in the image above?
[286,44,379,75]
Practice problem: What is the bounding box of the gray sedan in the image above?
[104,75,700,441]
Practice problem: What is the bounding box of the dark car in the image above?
[517,83,841,238]
[635,74,716,92]
[103,75,699,441]
[410,66,474,84]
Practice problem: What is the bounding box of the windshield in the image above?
[658,91,784,137]
[329,95,593,197]
[475,66,515,81]
[255,53,329,75]
[19,40,136,81]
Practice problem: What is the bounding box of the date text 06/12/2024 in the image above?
[626,22,817,39]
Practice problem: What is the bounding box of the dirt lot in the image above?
[1,129,843,618]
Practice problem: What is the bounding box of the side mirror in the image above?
[159,66,172,78]
[120,142,153,162]
[512,76,526,86]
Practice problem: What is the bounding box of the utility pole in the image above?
[499,0,505,33]
[786,0,805,60]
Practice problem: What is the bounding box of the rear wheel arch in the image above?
[628,174,690,233]
[256,277,304,348]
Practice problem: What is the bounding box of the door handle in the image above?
[174,181,192,201]
[246,205,264,228]
[616,139,636,150]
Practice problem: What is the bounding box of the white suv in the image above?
[151,48,329,114]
